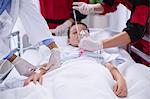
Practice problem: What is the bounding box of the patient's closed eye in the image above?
[73,32,77,34]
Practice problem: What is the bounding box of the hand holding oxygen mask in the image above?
[73,10,103,52]
[79,36,103,51]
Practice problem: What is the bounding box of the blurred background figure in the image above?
[72,0,149,66]
[39,0,89,35]
[12,0,149,65]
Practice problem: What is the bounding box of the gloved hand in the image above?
[73,2,94,15]
[79,37,103,51]
[50,20,73,36]
[48,48,61,71]
[12,56,37,77]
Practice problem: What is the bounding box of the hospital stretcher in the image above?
[13,28,150,65]
[128,35,150,63]
[0,29,149,99]
[0,31,20,83]
[8,31,21,56]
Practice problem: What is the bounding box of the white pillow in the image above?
[53,29,112,47]
[53,28,104,48]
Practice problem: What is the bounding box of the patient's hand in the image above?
[113,77,128,97]
[24,72,43,86]
[23,64,49,86]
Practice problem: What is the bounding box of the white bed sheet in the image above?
[0,30,150,99]
[0,55,149,99]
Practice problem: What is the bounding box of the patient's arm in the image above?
[105,63,128,97]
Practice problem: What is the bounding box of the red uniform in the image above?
[101,0,150,65]
[39,0,88,29]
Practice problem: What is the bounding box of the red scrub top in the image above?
[39,0,88,29]
[101,0,149,65]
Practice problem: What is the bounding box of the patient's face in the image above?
[68,24,88,47]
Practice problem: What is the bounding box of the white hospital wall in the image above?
[83,4,130,32]
[83,14,109,28]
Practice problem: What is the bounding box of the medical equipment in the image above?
[8,31,21,56]
[73,10,85,56]
[73,10,90,40]
[22,34,42,53]
[73,10,79,35]
[79,30,90,39]
[0,31,22,81]
[128,35,150,64]
[0,60,13,84]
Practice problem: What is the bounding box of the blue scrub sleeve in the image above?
[3,50,14,60]
[42,38,54,46]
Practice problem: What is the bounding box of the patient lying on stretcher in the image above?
[22,22,128,98]
[60,22,128,97]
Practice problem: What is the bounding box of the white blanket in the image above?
[0,58,150,99]
[0,59,116,99]
[0,83,53,99]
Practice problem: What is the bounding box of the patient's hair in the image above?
[67,22,89,39]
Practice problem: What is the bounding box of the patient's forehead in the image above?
[70,24,87,33]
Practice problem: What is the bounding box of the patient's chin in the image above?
[68,41,79,47]
[69,43,78,47]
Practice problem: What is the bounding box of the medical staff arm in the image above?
[71,0,89,19]
[105,63,128,97]
[71,9,87,21]
[102,4,149,48]
[7,54,48,86]
[71,0,89,20]
[79,37,103,51]
[42,41,61,71]
[7,54,37,77]
[50,19,74,36]
[123,5,149,43]
[79,31,131,50]
[73,2,104,15]
[102,31,131,49]
[7,53,46,77]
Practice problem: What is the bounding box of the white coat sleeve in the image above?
[0,0,18,60]
[0,38,10,60]
[19,0,53,45]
